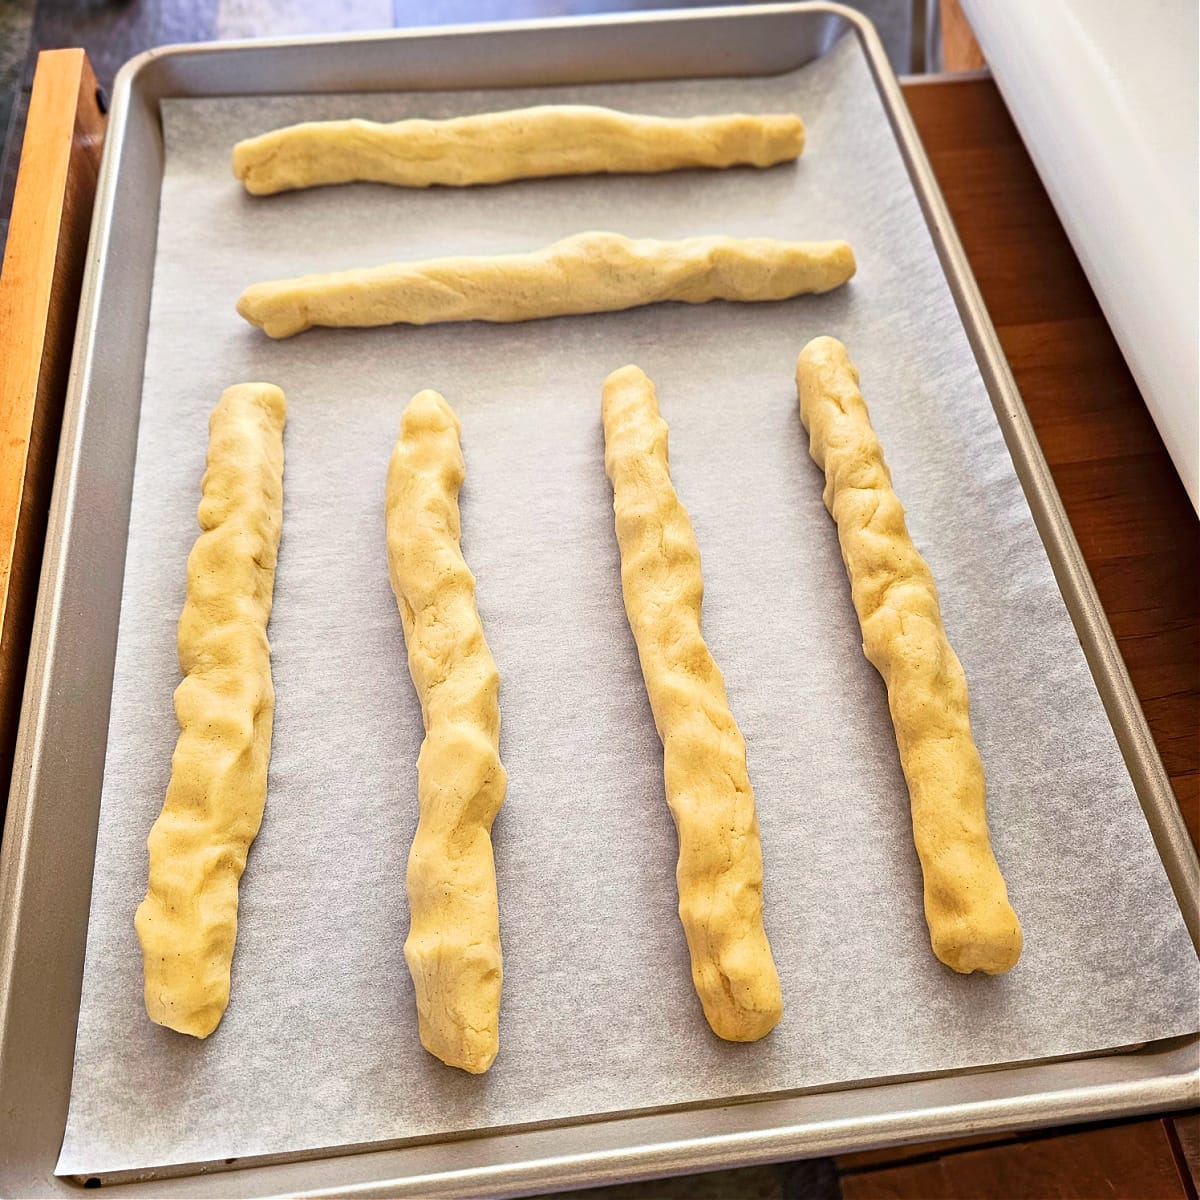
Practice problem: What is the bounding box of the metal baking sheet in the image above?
[1,6,1197,1198]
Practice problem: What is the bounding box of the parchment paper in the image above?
[58,33,1198,1178]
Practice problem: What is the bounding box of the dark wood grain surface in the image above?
[840,1117,1194,1199]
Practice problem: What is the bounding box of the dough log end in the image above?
[221,380,288,425]
[237,285,307,339]
[818,243,857,291]
[738,112,805,164]
[695,964,784,1043]
[417,1022,500,1075]
[401,388,462,438]
[601,363,655,423]
[134,896,230,1039]
[230,138,265,191]
[142,990,226,1040]
[930,898,1024,975]
[797,332,853,371]
[405,938,503,1073]
[684,879,784,1043]
[779,113,806,160]
[232,131,305,195]
[604,362,651,391]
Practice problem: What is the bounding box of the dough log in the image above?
[232,105,805,195]
[134,382,287,1038]
[237,232,856,338]
[795,336,1022,975]
[602,365,783,1042]
[386,390,506,1073]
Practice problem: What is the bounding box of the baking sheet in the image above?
[58,32,1198,1178]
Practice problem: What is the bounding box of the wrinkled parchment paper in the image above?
[58,32,1198,1178]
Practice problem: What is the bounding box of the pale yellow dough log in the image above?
[602,365,783,1042]
[232,105,805,195]
[134,382,286,1038]
[237,232,856,339]
[386,390,506,1074]
[795,336,1022,975]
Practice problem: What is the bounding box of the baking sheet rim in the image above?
[1,5,1196,1196]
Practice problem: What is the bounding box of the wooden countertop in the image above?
[0,52,1194,1200]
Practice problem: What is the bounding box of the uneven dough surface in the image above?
[134,382,287,1038]
[232,105,805,194]
[796,336,1022,975]
[237,232,856,338]
[386,390,506,1074]
[602,365,783,1042]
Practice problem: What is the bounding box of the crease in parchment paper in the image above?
[57,33,1198,1178]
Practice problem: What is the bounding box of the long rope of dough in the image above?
[386,390,506,1074]
[795,336,1022,974]
[134,382,287,1038]
[602,365,783,1042]
[233,106,805,195]
[237,232,856,339]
